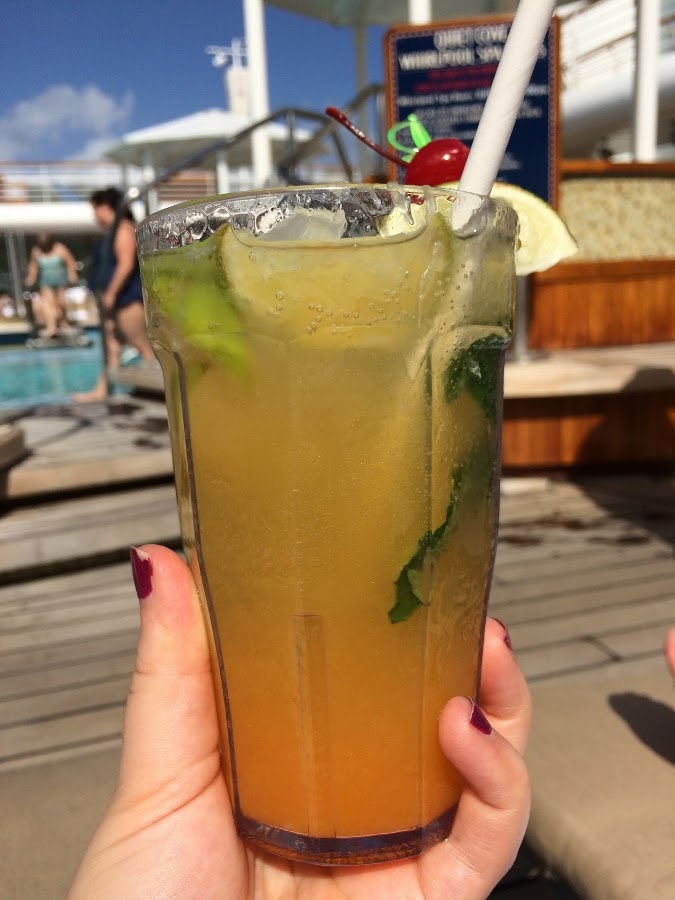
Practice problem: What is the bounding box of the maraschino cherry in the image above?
[325,107,469,187]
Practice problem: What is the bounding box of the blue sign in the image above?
[385,17,559,204]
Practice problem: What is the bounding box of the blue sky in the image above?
[1,0,386,161]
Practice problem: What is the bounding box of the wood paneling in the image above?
[502,390,675,468]
[561,160,675,178]
[529,260,675,349]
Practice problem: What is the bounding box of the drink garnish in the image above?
[390,466,464,624]
[141,240,249,377]
[326,106,578,275]
[325,106,469,186]
[444,334,506,423]
[443,180,578,275]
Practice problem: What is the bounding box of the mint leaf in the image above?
[390,568,424,624]
[444,335,505,422]
[389,466,464,624]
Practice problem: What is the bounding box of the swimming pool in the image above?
[0,332,108,409]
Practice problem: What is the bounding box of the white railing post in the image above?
[243,0,273,186]
[633,0,661,161]
[408,0,432,25]
[215,150,231,194]
[353,24,371,178]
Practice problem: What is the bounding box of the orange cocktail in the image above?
[138,184,516,864]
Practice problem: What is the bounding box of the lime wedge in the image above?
[443,181,578,276]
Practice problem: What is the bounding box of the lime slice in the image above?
[219,218,440,339]
[443,181,578,276]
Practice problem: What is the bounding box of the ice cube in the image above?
[257,207,347,242]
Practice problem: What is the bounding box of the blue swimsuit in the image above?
[94,226,143,309]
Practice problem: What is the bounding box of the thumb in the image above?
[419,697,530,899]
[114,545,221,810]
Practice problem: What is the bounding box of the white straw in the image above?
[457,0,558,199]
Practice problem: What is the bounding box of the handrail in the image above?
[276,83,385,184]
[123,106,328,207]
[567,11,675,69]
[123,82,386,207]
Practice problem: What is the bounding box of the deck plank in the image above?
[0,675,131,729]
[0,651,137,702]
[2,398,174,499]
[0,705,124,767]
[0,484,180,579]
[0,630,138,678]
[509,597,673,652]
[0,472,673,771]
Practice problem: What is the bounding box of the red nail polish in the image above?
[493,617,513,651]
[130,547,153,600]
[469,701,493,735]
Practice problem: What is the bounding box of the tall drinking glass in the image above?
[137,184,517,865]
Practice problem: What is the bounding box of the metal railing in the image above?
[0,161,144,204]
[122,83,386,209]
[275,84,385,184]
[561,0,675,90]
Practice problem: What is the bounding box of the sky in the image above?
[1,0,387,162]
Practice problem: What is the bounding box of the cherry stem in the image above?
[325,107,407,168]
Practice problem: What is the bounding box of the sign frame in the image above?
[384,15,561,207]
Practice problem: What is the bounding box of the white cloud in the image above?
[70,134,122,161]
[0,84,134,159]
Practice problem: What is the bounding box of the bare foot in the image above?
[72,387,109,404]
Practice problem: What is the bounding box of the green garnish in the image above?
[389,466,464,624]
[142,234,250,378]
[443,334,505,422]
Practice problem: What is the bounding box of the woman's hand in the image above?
[69,545,531,900]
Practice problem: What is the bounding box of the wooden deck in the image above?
[0,396,174,500]
[1,472,672,773]
[0,398,673,898]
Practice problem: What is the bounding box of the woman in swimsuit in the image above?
[74,188,156,403]
[25,233,78,338]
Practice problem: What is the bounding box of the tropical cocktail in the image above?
[137,184,517,864]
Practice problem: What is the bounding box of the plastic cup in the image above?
[137,184,517,865]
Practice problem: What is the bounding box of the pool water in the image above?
[0,332,128,409]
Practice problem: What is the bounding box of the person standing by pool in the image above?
[25,232,78,338]
[74,187,156,403]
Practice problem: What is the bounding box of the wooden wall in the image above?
[529,260,675,349]
[503,160,675,469]
[502,391,675,469]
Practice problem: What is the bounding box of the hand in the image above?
[69,546,531,900]
[102,289,116,311]
[666,627,675,678]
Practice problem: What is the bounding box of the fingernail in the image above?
[493,618,513,651]
[130,547,153,600]
[469,701,493,735]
